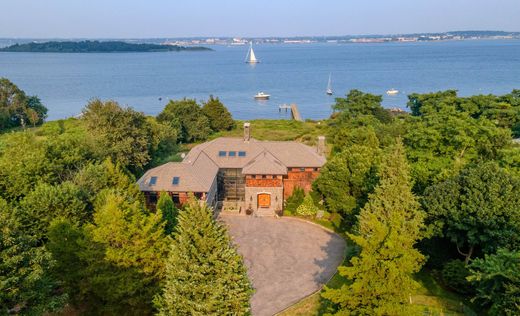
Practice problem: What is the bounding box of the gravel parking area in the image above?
[220,215,346,316]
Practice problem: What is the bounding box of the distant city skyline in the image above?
[1,0,519,38]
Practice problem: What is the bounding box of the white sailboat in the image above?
[326,73,333,95]
[245,42,259,63]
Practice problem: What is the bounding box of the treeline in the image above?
[0,41,212,53]
[308,89,520,315]
[0,80,249,315]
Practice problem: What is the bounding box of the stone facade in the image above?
[245,186,284,216]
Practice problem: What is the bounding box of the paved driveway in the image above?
[219,215,346,316]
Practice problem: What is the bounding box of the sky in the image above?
[1,0,519,38]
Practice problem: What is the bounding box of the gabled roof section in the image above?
[242,151,288,175]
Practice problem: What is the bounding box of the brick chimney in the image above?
[317,136,326,156]
[244,122,251,142]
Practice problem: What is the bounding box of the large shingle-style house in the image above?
[137,123,326,216]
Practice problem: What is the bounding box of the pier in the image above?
[279,103,303,122]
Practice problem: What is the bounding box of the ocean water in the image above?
[0,40,520,121]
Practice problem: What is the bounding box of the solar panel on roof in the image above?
[218,151,226,157]
[149,176,157,186]
[229,151,236,157]
[172,177,180,185]
[238,151,246,157]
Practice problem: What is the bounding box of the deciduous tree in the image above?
[423,162,520,263]
[202,95,235,132]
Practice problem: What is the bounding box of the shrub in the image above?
[296,194,319,217]
[441,260,474,295]
[285,187,305,214]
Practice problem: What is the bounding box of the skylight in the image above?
[218,151,226,157]
[172,177,180,185]
[238,151,246,157]
[149,176,157,186]
[229,151,236,157]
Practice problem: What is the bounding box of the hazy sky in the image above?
[1,0,519,38]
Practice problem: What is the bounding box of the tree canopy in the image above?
[423,162,520,263]
[0,78,47,130]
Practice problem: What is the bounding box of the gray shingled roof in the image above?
[184,137,326,168]
[138,136,326,193]
[137,153,218,192]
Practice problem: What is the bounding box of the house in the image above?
[137,122,326,216]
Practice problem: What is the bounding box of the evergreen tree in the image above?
[84,192,168,313]
[155,199,253,315]
[1,198,65,314]
[51,192,169,314]
[468,249,520,315]
[284,186,305,214]
[202,95,235,132]
[156,191,178,234]
[322,141,425,315]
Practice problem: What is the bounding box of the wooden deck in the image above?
[278,103,303,122]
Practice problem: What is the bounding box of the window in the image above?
[238,151,246,157]
[299,167,306,172]
[313,167,318,172]
[262,175,267,179]
[149,176,157,186]
[218,151,226,157]
[229,151,236,157]
[172,177,180,185]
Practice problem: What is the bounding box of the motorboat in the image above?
[386,88,399,95]
[254,92,270,100]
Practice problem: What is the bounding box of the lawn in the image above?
[212,119,329,145]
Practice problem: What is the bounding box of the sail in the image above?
[245,42,258,63]
[249,47,257,63]
[326,73,333,94]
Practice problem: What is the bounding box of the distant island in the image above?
[0,40,212,53]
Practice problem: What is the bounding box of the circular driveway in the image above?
[219,215,346,316]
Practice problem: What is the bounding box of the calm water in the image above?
[1,40,520,120]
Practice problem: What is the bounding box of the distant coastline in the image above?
[1,31,518,49]
[0,40,212,53]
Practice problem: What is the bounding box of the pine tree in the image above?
[156,191,178,234]
[76,192,169,314]
[155,199,253,315]
[322,141,426,315]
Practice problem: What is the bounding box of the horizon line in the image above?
[1,30,519,40]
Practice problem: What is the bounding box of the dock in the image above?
[279,103,303,122]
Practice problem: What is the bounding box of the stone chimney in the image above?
[317,136,326,156]
[244,122,251,142]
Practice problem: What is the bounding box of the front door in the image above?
[257,193,271,208]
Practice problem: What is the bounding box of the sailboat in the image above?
[245,42,259,64]
[326,73,333,95]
